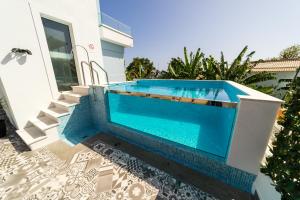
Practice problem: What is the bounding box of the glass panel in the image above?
[41,18,79,91]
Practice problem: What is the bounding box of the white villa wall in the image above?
[29,0,105,90]
[101,41,126,82]
[0,0,104,129]
[100,25,134,48]
[256,71,297,98]
[226,81,283,175]
[273,71,297,98]
[258,71,296,88]
[0,0,53,129]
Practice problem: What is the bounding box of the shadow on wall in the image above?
[0,78,17,128]
[1,52,28,65]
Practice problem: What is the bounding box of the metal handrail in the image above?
[71,45,90,63]
[80,61,100,85]
[80,61,89,86]
[71,45,106,85]
[90,60,109,85]
[93,68,100,85]
[72,45,91,86]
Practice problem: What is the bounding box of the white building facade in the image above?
[252,59,300,98]
[0,0,133,130]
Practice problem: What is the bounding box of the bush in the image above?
[261,69,300,200]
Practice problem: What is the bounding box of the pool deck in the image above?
[94,134,255,200]
[0,124,254,200]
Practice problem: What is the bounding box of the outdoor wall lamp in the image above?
[11,48,32,55]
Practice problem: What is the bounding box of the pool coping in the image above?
[90,85,260,193]
[107,89,238,108]
[105,79,283,104]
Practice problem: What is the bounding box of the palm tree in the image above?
[164,47,204,79]
[201,55,218,80]
[201,46,276,93]
[125,57,156,81]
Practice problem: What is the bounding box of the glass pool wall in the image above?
[108,92,236,160]
[88,85,257,193]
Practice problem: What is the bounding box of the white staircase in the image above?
[16,86,90,150]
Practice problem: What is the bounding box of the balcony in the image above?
[99,12,133,47]
[100,12,132,36]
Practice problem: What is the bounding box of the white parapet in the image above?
[226,81,283,175]
[99,25,133,48]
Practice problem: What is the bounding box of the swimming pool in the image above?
[107,80,247,160]
[88,80,282,192]
[109,81,233,101]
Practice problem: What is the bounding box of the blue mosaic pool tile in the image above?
[89,88,110,132]
[57,96,98,144]
[89,86,257,193]
[106,121,256,193]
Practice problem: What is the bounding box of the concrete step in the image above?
[29,116,59,132]
[51,99,78,111]
[42,107,69,122]
[16,126,47,150]
[72,86,89,95]
[61,91,83,103]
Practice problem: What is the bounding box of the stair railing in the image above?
[93,68,100,85]
[71,45,108,86]
[80,61,89,86]
[90,60,109,85]
[72,45,90,63]
[80,61,100,86]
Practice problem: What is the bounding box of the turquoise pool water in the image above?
[107,80,246,159]
[108,80,245,102]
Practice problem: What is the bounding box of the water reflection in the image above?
[109,84,232,102]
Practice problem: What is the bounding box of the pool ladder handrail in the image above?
[90,60,109,85]
[71,45,108,85]
[80,61,100,86]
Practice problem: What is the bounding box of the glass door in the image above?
[41,18,79,91]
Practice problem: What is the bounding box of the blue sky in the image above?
[100,0,300,70]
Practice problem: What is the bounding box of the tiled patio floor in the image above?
[0,128,218,200]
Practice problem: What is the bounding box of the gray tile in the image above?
[0,129,219,200]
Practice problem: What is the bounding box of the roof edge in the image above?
[251,58,300,64]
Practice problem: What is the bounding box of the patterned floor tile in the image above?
[0,127,218,200]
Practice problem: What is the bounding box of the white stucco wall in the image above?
[0,0,104,129]
[100,25,134,48]
[256,71,297,98]
[226,81,283,175]
[258,71,296,87]
[101,41,126,82]
[30,0,105,90]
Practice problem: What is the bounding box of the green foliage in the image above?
[280,44,300,59]
[126,46,275,94]
[200,46,253,81]
[275,69,300,99]
[200,46,276,94]
[261,68,300,200]
[201,56,219,80]
[125,57,156,81]
[164,47,204,79]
